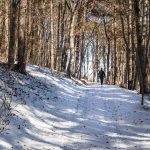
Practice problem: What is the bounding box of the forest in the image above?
[0,0,150,102]
[0,0,150,149]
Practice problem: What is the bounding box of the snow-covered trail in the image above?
[71,85,150,150]
[0,65,150,150]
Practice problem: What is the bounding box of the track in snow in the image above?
[0,65,150,150]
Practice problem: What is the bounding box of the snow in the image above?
[0,65,150,150]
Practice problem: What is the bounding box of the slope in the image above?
[0,65,150,150]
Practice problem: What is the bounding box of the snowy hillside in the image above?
[0,65,150,150]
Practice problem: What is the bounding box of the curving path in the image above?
[0,65,150,150]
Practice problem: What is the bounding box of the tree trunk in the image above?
[50,0,54,69]
[103,16,110,83]
[17,0,26,73]
[134,0,146,105]
[8,0,19,68]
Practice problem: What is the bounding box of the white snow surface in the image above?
[0,65,150,150]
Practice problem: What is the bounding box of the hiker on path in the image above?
[98,68,105,85]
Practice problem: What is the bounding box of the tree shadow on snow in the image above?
[0,66,150,150]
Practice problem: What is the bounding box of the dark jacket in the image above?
[99,70,105,79]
